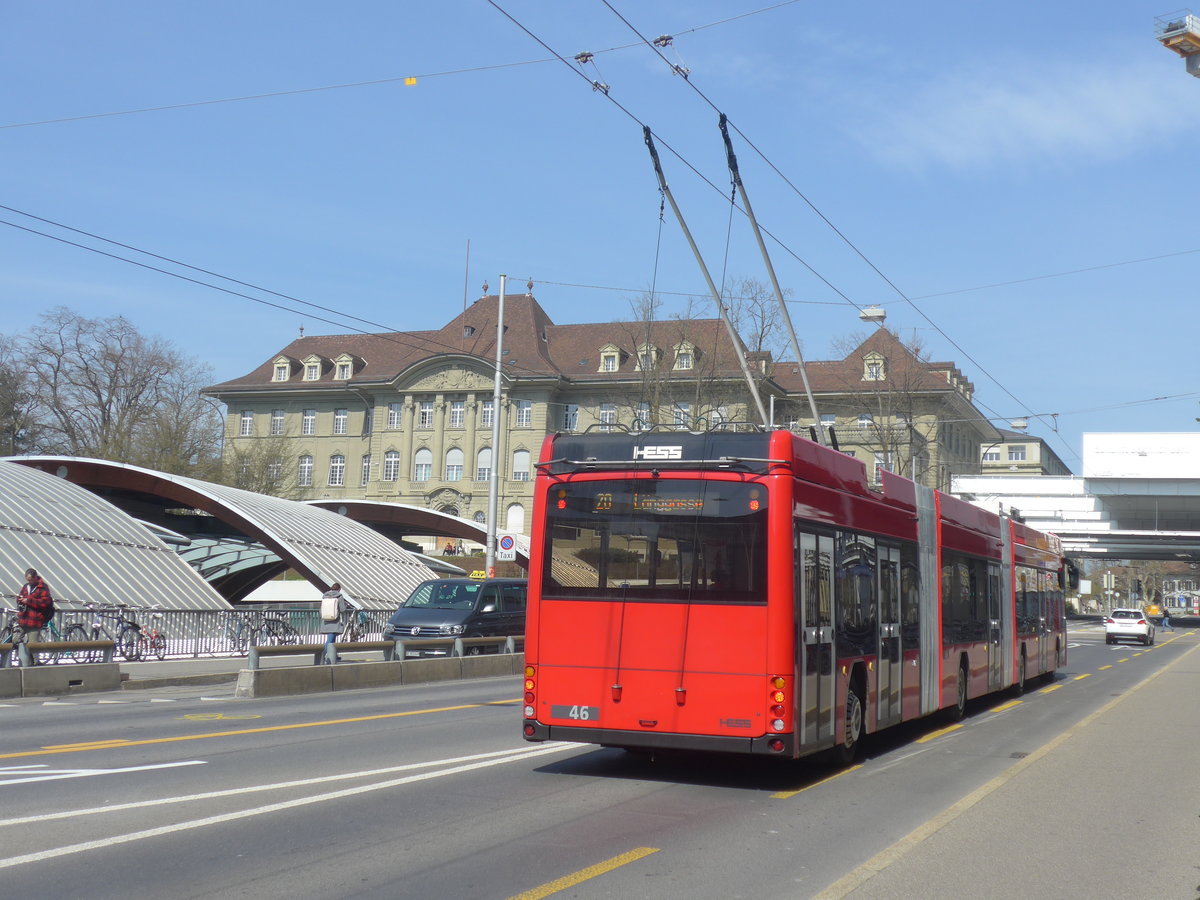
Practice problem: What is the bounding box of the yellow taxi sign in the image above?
[469,570,488,580]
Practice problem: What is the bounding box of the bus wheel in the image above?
[829,686,863,767]
[1014,653,1027,696]
[945,663,967,722]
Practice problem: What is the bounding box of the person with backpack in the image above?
[15,568,55,658]
[319,582,348,663]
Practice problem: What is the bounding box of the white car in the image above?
[1105,608,1155,646]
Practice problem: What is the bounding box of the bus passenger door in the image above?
[987,564,1003,692]
[798,531,835,748]
[877,545,902,729]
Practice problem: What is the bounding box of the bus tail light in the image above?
[523,666,536,718]
[768,738,785,752]
[769,675,789,732]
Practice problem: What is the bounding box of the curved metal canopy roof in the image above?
[11,458,437,609]
[0,460,228,611]
[308,500,597,587]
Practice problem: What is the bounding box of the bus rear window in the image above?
[542,479,768,603]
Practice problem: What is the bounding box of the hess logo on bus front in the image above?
[632,445,682,460]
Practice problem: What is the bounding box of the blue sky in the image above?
[3,1,1198,471]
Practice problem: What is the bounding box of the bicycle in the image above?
[339,610,369,643]
[254,612,300,646]
[0,608,39,665]
[72,603,145,662]
[135,607,168,661]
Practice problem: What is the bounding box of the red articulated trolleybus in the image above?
[521,428,1069,763]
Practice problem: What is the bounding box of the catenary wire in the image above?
[598,0,1076,457]
[0,1,802,130]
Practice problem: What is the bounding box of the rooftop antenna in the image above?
[1155,11,1200,76]
[642,126,770,428]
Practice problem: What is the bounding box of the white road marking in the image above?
[0,760,206,786]
[0,743,578,869]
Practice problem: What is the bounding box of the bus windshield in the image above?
[541,478,768,603]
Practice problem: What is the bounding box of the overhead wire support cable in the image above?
[642,126,770,428]
[719,113,824,444]
[597,1,1065,454]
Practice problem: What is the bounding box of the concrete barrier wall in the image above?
[0,668,21,698]
[234,653,526,698]
[21,663,121,696]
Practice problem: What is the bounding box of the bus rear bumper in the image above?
[523,720,794,756]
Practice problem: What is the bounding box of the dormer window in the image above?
[673,341,698,371]
[463,325,476,338]
[305,363,320,381]
[635,344,661,371]
[336,362,351,380]
[274,363,289,381]
[862,352,886,381]
[598,344,623,373]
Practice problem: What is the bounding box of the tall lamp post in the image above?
[484,275,506,577]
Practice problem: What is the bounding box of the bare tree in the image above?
[219,433,302,498]
[12,307,224,476]
[0,336,40,456]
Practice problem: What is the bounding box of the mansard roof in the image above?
[204,294,751,394]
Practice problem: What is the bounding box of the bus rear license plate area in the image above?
[550,704,600,722]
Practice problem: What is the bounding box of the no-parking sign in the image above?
[497,533,516,561]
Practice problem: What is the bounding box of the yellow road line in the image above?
[0,700,514,760]
[1039,684,1063,693]
[772,764,862,800]
[1098,664,1112,670]
[990,700,1022,712]
[1073,673,1091,681]
[508,847,659,900]
[915,723,962,744]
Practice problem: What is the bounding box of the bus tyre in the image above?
[830,686,863,767]
[1014,653,1027,696]
[946,664,967,722]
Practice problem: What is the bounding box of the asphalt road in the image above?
[0,624,1194,899]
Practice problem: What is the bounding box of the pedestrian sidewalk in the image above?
[824,634,1200,900]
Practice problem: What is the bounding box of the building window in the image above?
[562,404,578,431]
[637,347,657,370]
[266,458,283,487]
[474,511,486,524]
[449,400,465,428]
[862,352,887,381]
[476,447,492,482]
[383,450,400,482]
[673,403,690,429]
[873,452,894,484]
[414,448,432,482]
[675,351,693,371]
[328,454,345,486]
[599,403,616,430]
[982,449,1001,462]
[1008,445,1027,462]
[270,409,285,436]
[239,410,253,437]
[511,449,531,482]
[301,409,316,436]
[360,454,371,486]
[711,406,728,425]
[305,362,320,381]
[336,361,351,380]
[387,403,402,429]
[273,363,289,382]
[635,401,650,431]
[506,503,525,533]
[601,353,618,372]
[298,455,313,487]
[516,399,533,427]
[481,399,494,428]
[445,448,464,482]
[857,413,874,427]
[363,409,373,434]
[333,408,348,435]
[418,401,434,428]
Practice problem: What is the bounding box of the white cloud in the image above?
[853,57,1199,171]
